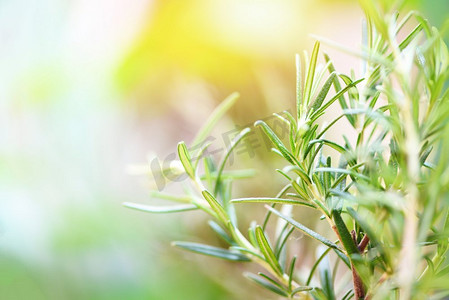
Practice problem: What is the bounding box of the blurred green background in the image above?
[1,0,447,299]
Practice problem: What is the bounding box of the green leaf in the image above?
[255,226,283,275]
[341,289,354,300]
[306,247,332,285]
[277,170,310,200]
[229,246,264,260]
[323,53,358,125]
[314,167,370,181]
[398,23,423,51]
[244,273,289,297]
[307,139,345,157]
[275,226,295,258]
[311,78,364,121]
[172,241,250,261]
[296,54,303,120]
[304,42,321,106]
[208,220,234,245]
[291,286,313,297]
[177,141,195,179]
[332,210,359,256]
[310,287,328,300]
[311,72,336,112]
[203,156,216,190]
[202,190,228,223]
[266,206,341,251]
[248,221,258,248]
[149,191,193,203]
[318,247,335,300]
[255,120,296,165]
[192,92,239,146]
[231,197,315,208]
[258,273,286,290]
[288,255,297,291]
[123,202,198,213]
[283,165,312,185]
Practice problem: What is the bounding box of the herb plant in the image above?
[125,1,449,299]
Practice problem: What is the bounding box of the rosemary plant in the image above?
[125,1,449,299]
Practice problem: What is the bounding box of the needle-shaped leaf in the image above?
[311,72,336,112]
[283,165,312,185]
[332,210,359,256]
[192,92,239,146]
[291,286,313,297]
[275,226,295,258]
[307,139,345,156]
[306,247,332,285]
[398,23,423,51]
[245,273,289,297]
[255,226,283,275]
[266,206,341,251]
[172,241,250,261]
[318,247,336,300]
[346,207,379,251]
[248,221,258,248]
[304,42,321,106]
[149,191,193,203]
[177,141,195,179]
[311,78,364,121]
[255,120,296,165]
[229,246,264,260]
[202,190,228,223]
[314,167,370,181]
[123,202,198,213]
[231,197,315,208]
[296,54,303,119]
[208,220,234,245]
[323,53,349,108]
[288,255,297,291]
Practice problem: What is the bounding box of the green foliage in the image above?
[126,1,449,298]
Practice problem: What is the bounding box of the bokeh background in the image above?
[1,0,447,299]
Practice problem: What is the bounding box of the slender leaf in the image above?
[123,202,198,213]
[332,210,359,256]
[255,120,296,165]
[149,191,193,203]
[311,72,337,111]
[255,226,283,275]
[304,42,321,106]
[245,273,289,297]
[266,206,341,251]
[311,78,364,120]
[288,255,297,291]
[177,141,195,179]
[231,197,315,208]
[172,241,250,261]
[306,247,332,285]
[296,53,303,119]
[202,190,228,223]
[208,220,234,245]
[291,286,313,297]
